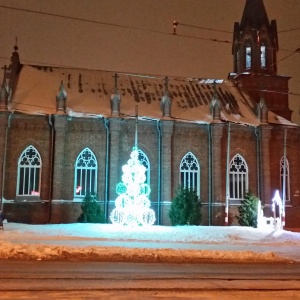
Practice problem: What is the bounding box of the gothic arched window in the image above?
[17,145,42,196]
[74,148,97,197]
[138,149,150,185]
[180,152,200,196]
[260,43,266,68]
[229,154,248,200]
[245,44,252,69]
[280,157,290,202]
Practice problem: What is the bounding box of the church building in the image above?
[0,0,300,228]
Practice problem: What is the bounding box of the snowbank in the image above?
[0,223,299,263]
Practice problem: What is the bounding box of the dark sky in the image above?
[0,0,299,123]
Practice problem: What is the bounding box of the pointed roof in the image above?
[240,0,270,30]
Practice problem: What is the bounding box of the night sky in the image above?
[0,0,299,123]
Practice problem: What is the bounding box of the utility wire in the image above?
[10,101,300,138]
[176,22,232,34]
[277,48,300,63]
[0,4,160,33]
[264,48,300,70]
[173,21,297,53]
[0,5,299,98]
[279,27,300,33]
[0,4,298,54]
[177,21,300,34]
[0,53,299,98]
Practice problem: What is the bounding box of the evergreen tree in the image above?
[236,192,259,228]
[78,194,105,223]
[169,185,202,226]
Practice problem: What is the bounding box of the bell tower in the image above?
[230,0,292,120]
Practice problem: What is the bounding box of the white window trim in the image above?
[17,145,42,196]
[260,44,266,68]
[74,147,98,198]
[229,154,248,201]
[138,149,150,185]
[179,151,200,197]
[246,45,252,69]
[280,157,290,202]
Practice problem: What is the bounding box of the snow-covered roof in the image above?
[9,65,298,127]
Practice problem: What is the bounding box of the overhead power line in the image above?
[0,5,152,32]
[0,4,298,54]
[277,48,300,63]
[279,27,300,33]
[175,22,232,34]
[0,4,299,98]
[266,48,300,70]
[173,21,298,53]
[0,46,299,97]
[175,21,300,34]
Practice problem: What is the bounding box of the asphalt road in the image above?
[1,260,300,299]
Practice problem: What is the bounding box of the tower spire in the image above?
[240,0,269,30]
[230,0,291,121]
[232,0,278,75]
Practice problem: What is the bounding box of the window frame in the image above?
[179,151,200,197]
[245,44,252,69]
[280,157,290,202]
[74,147,98,198]
[260,43,266,68]
[229,154,248,201]
[138,149,150,185]
[16,145,42,196]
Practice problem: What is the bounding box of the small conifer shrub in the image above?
[236,192,260,228]
[169,185,202,226]
[78,194,105,223]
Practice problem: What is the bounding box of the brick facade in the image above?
[1,110,300,228]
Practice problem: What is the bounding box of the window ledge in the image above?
[16,196,41,202]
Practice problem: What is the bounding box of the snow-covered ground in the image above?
[1,222,300,263]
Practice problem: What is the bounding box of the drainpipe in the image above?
[282,128,287,228]
[48,115,54,223]
[104,118,110,222]
[1,112,12,211]
[156,120,162,225]
[255,127,261,199]
[225,122,231,226]
[207,124,212,226]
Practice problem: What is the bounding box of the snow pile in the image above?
[0,223,300,263]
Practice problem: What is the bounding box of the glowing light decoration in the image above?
[31,191,40,196]
[272,190,283,214]
[76,186,82,194]
[272,190,283,230]
[257,190,285,230]
[110,147,156,226]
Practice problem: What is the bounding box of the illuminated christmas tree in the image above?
[110,107,156,226]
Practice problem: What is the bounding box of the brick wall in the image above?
[2,113,300,227]
[5,114,51,200]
